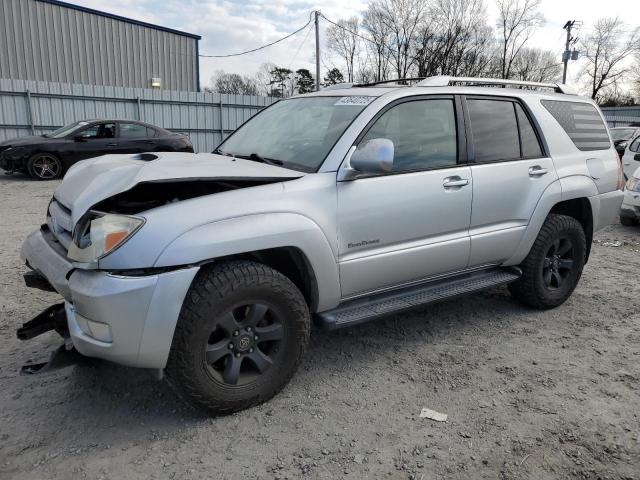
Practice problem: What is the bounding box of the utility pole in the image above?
[562,20,576,84]
[315,10,320,91]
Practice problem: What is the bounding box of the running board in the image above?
[316,268,521,330]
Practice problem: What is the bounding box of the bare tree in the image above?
[495,0,544,79]
[580,18,640,101]
[362,3,393,81]
[326,17,360,82]
[373,0,426,79]
[206,70,259,95]
[254,63,277,96]
[511,48,561,82]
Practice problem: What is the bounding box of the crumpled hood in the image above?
[55,152,305,224]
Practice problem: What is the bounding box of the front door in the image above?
[463,97,558,266]
[337,97,473,298]
[67,122,118,162]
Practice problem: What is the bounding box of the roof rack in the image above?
[348,75,576,94]
[416,76,576,94]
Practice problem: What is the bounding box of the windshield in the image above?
[610,128,636,141]
[216,96,372,172]
[45,121,89,138]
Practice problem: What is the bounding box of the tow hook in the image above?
[16,303,83,375]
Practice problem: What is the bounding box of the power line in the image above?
[199,12,314,58]
[287,23,314,72]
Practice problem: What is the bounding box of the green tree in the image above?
[295,69,315,93]
[269,67,293,98]
[323,68,345,86]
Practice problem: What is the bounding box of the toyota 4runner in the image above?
[18,76,624,415]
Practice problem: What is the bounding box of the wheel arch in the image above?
[549,198,593,262]
[153,213,341,312]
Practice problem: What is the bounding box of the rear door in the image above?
[117,122,156,153]
[463,96,557,267]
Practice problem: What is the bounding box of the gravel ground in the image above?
[0,173,639,480]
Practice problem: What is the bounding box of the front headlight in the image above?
[625,177,640,193]
[4,146,26,159]
[67,211,145,263]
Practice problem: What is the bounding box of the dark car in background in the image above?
[610,125,640,157]
[0,120,194,180]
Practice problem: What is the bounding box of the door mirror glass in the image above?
[350,138,394,174]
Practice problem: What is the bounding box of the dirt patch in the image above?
[0,173,639,479]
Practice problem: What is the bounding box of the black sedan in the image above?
[0,120,194,180]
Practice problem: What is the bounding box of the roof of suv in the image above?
[296,76,588,103]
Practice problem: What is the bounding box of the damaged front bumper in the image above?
[19,227,199,370]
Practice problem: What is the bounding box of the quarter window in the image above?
[467,99,520,161]
[358,99,458,172]
[541,100,610,151]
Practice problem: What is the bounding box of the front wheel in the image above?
[27,153,63,180]
[509,214,586,310]
[165,260,310,415]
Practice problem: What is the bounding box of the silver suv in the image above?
[18,76,624,414]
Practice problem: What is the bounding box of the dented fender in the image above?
[154,213,342,311]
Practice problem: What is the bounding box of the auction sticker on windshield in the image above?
[335,96,375,106]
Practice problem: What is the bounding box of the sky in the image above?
[69,0,639,89]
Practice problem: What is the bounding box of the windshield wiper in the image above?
[212,148,233,157]
[236,153,284,166]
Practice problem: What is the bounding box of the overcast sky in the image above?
[70,0,639,89]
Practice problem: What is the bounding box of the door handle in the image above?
[443,177,470,188]
[106,143,117,147]
[528,166,548,177]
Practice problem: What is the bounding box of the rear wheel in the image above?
[509,214,586,310]
[620,216,637,226]
[166,260,310,415]
[27,153,63,180]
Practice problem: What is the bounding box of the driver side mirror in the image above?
[73,134,87,142]
[350,138,394,174]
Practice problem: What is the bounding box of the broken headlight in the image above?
[67,211,145,263]
[626,177,640,193]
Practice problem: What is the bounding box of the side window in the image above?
[467,99,520,161]
[541,100,610,151]
[515,104,543,158]
[78,123,116,139]
[119,123,148,138]
[358,99,457,172]
[629,137,640,153]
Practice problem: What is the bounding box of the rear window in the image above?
[468,99,520,161]
[541,100,610,151]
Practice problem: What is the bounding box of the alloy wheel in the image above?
[542,237,574,289]
[205,303,285,386]
[31,155,61,179]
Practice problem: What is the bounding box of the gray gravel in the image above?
[1,173,639,479]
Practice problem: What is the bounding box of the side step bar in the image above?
[316,268,521,330]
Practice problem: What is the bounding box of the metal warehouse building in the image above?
[0,0,201,91]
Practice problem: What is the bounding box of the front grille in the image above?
[47,198,73,251]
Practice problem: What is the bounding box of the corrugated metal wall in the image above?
[0,78,276,152]
[601,107,640,127]
[0,0,199,91]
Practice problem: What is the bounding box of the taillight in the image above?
[615,150,625,190]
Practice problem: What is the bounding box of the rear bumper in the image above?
[620,190,640,219]
[21,228,199,368]
[591,189,625,231]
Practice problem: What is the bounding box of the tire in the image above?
[509,214,586,310]
[27,153,63,180]
[620,216,637,226]
[165,260,310,416]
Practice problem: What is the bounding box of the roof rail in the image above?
[355,78,426,87]
[415,76,576,94]
[322,82,354,90]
